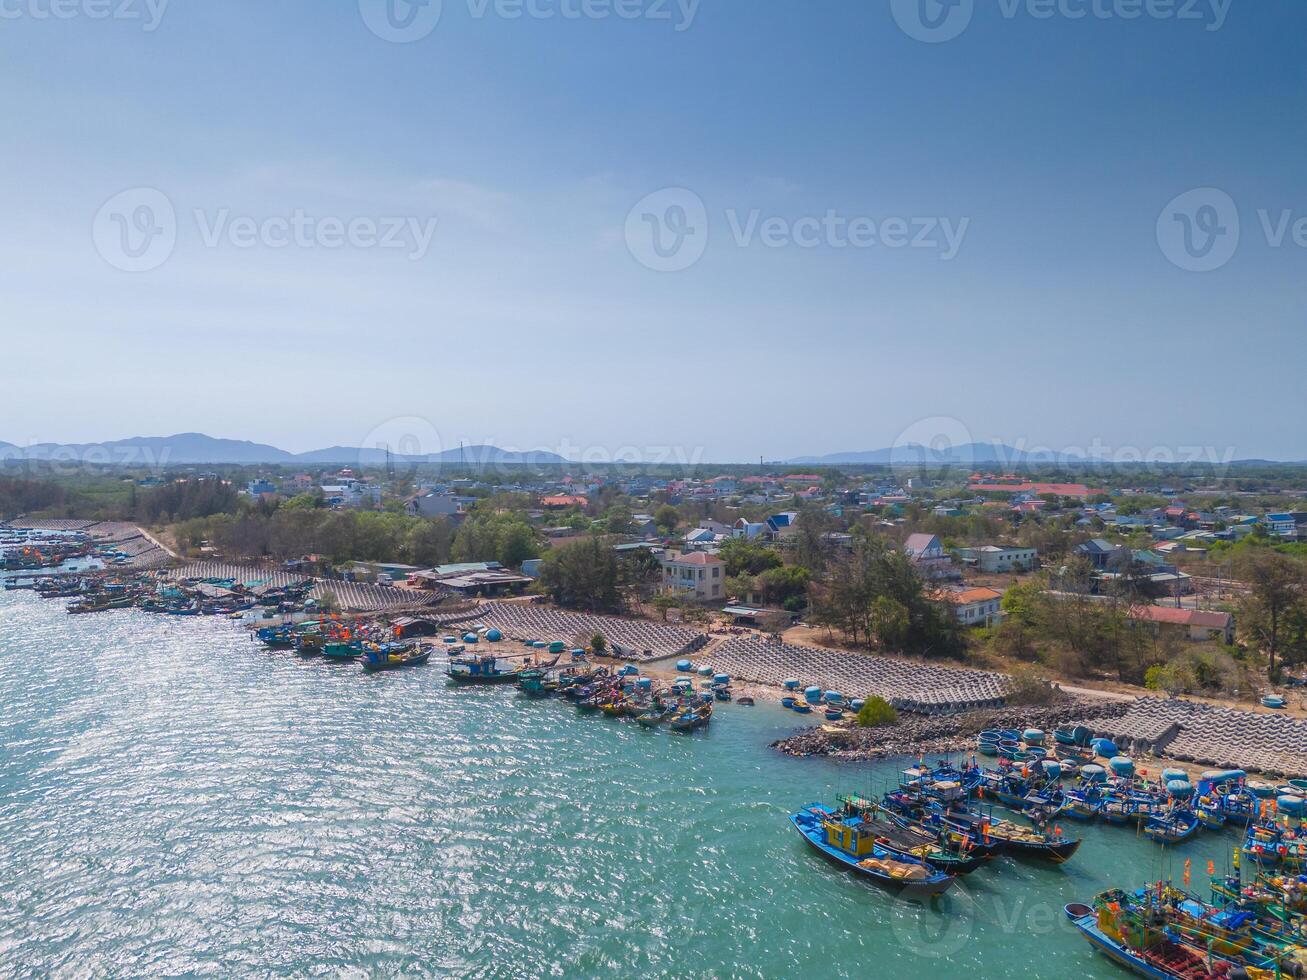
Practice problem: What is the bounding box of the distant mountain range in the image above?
[782,443,1087,466]
[0,433,568,467]
[1,433,1300,468]
[783,444,1307,467]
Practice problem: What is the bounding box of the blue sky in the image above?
[1,0,1303,462]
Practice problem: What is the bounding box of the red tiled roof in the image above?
[969,481,1101,497]
[541,495,588,507]
[1128,605,1231,629]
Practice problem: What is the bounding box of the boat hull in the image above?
[790,813,954,898]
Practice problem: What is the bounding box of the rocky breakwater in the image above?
[772,697,1133,762]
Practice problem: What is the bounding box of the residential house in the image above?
[682,527,727,550]
[406,490,464,518]
[1127,605,1235,644]
[932,587,1004,627]
[733,518,768,540]
[660,551,726,601]
[956,545,1038,574]
[1075,538,1131,570]
[1265,513,1298,539]
[903,533,954,579]
[765,512,800,542]
[542,495,588,509]
[246,478,277,498]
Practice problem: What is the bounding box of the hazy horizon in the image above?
[2,1,1303,460]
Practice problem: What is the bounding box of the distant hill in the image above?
[783,443,1086,466]
[0,433,568,466]
[296,444,569,466]
[8,433,294,464]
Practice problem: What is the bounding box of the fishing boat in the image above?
[836,797,989,875]
[255,624,297,648]
[295,632,324,656]
[880,794,1006,860]
[447,653,522,684]
[321,641,362,662]
[361,644,431,672]
[1210,872,1307,945]
[1136,883,1307,972]
[1196,797,1227,830]
[636,701,679,728]
[888,789,1080,864]
[1244,822,1307,869]
[790,804,955,897]
[1063,785,1107,821]
[668,700,713,732]
[1144,809,1201,845]
[600,696,630,718]
[1064,895,1277,979]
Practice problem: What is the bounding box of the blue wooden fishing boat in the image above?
[447,653,522,684]
[255,624,296,648]
[361,644,431,672]
[1063,785,1106,821]
[790,804,955,897]
[1243,821,1307,869]
[1144,809,1200,845]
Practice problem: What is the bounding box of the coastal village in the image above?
[8,458,1307,976]
[6,460,1307,764]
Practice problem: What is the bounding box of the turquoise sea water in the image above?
[0,588,1243,978]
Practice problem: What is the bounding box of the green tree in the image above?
[654,504,680,533]
[538,536,623,612]
[1240,550,1307,681]
[856,696,898,727]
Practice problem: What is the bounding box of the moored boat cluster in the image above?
[970,725,1307,863]
[791,761,1083,899]
[1065,875,1307,978]
[441,630,724,732]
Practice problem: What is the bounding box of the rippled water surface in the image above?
[0,589,1244,977]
